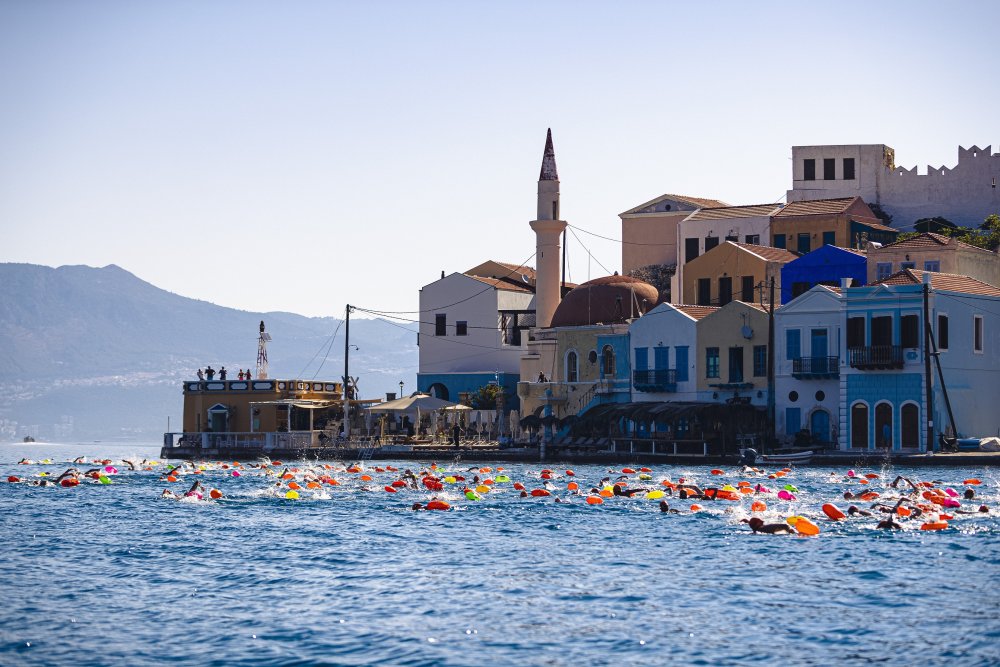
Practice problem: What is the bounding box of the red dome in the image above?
[550,275,659,327]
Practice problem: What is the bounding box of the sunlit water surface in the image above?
[1,442,999,666]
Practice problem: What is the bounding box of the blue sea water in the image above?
[1,442,999,666]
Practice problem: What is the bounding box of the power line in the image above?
[568,225,613,276]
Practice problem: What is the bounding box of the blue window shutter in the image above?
[654,346,669,370]
[635,347,648,371]
[786,408,801,436]
[786,329,801,361]
[675,346,689,381]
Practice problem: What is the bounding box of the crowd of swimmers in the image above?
[6,456,994,534]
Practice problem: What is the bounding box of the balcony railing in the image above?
[633,369,678,393]
[792,356,840,379]
[848,345,904,370]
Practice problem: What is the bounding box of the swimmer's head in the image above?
[519,491,528,498]
[843,491,855,499]
[964,488,975,499]
[746,517,765,532]
[659,500,669,513]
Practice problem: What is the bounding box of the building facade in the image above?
[619,193,727,275]
[780,244,866,304]
[770,196,893,252]
[866,232,1000,287]
[681,241,797,307]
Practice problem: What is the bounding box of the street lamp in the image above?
[399,381,404,398]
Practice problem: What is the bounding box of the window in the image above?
[741,276,755,302]
[974,315,984,353]
[822,231,836,246]
[786,329,801,361]
[704,236,719,252]
[697,278,711,306]
[792,281,811,299]
[900,314,919,348]
[566,351,579,382]
[729,347,744,383]
[774,234,786,249]
[435,314,447,336]
[685,238,700,263]
[718,277,733,306]
[725,234,739,242]
[753,345,767,377]
[634,347,648,371]
[823,158,836,180]
[797,233,812,254]
[847,317,865,347]
[876,262,892,281]
[938,314,949,350]
[875,402,893,449]
[786,408,801,437]
[843,157,856,180]
[654,346,669,370]
[871,316,892,346]
[706,347,720,378]
[455,321,468,336]
[744,234,760,245]
[924,260,940,272]
[851,403,869,448]
[803,159,816,181]
[601,345,616,377]
[900,261,916,270]
[675,346,689,381]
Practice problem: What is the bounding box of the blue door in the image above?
[811,329,828,374]
[811,410,830,444]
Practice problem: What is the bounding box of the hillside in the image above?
[0,263,417,440]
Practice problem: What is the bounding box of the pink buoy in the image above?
[944,487,958,497]
[104,466,118,474]
[942,497,960,508]
[847,470,856,478]
[232,470,241,477]
[777,489,796,501]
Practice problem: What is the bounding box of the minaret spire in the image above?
[539,127,559,181]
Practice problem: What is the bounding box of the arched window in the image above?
[851,402,868,449]
[875,402,893,449]
[566,350,579,383]
[601,345,616,378]
[901,403,919,448]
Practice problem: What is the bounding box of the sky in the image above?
[2,0,998,318]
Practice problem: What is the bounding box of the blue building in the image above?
[781,245,867,304]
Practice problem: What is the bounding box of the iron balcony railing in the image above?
[848,345,904,370]
[792,356,840,378]
[633,369,678,393]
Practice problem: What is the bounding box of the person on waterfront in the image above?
[238,370,244,380]
[537,372,547,383]
[219,367,227,380]
[205,366,215,380]
[245,369,252,380]
[452,423,461,448]
[197,368,204,381]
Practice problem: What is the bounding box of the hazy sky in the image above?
[2,1,997,318]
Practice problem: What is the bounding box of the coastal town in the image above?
[168,132,1000,463]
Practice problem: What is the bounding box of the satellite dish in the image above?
[741,325,754,340]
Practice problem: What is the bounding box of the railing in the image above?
[183,380,343,394]
[848,345,904,370]
[164,431,321,450]
[792,356,840,378]
[633,369,678,393]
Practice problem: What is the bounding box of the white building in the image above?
[787,143,1000,229]
[628,303,717,402]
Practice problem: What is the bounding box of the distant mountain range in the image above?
[0,263,417,441]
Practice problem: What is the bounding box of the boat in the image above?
[759,450,813,465]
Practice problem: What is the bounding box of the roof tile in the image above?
[874,269,1000,296]
[687,204,783,221]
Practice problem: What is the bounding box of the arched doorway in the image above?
[875,402,893,449]
[901,403,919,448]
[427,383,450,400]
[851,402,868,449]
[810,409,830,445]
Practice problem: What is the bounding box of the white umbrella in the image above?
[366,393,463,414]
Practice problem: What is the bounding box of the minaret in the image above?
[530,128,567,328]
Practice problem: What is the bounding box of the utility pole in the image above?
[766,277,776,453]
[923,283,934,452]
[344,304,352,439]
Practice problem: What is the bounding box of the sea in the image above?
[1,441,998,666]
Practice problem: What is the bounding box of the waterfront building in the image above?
[695,300,770,408]
[774,284,845,447]
[786,144,1000,229]
[619,193,728,275]
[866,232,1000,287]
[769,196,894,252]
[780,244,867,304]
[680,241,797,307]
[628,303,718,402]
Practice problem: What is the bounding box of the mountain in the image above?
[0,263,417,441]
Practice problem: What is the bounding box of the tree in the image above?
[470,383,503,410]
[913,216,956,234]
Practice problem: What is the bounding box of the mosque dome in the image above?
[549,274,659,328]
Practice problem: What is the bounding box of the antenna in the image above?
[256,320,271,379]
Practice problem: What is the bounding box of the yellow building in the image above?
[696,300,771,406]
[770,197,892,253]
[682,241,798,306]
[866,232,1000,286]
[619,194,728,274]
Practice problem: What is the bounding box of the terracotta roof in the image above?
[853,219,898,233]
[673,304,719,320]
[732,242,800,263]
[492,262,536,279]
[774,197,858,217]
[874,269,1000,296]
[875,232,989,252]
[620,193,729,216]
[467,275,533,293]
[551,275,659,327]
[687,204,782,221]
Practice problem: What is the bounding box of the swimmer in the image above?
[161,489,180,499]
[184,480,204,498]
[964,488,975,500]
[889,475,919,494]
[847,505,872,517]
[843,491,856,500]
[677,484,705,500]
[742,518,794,534]
[18,458,33,465]
[659,500,679,514]
[54,468,81,484]
[73,456,87,464]
[876,516,902,530]
[411,502,425,511]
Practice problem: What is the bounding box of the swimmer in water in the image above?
[742,518,794,534]
[847,505,873,517]
[876,516,902,530]
[411,502,425,511]
[964,488,975,500]
[659,500,679,514]
[889,475,919,494]
[184,480,204,498]
[161,489,180,499]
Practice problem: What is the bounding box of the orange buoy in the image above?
[288,482,301,490]
[513,482,526,491]
[384,485,397,493]
[565,470,576,476]
[920,522,948,531]
[210,489,223,499]
[586,495,604,505]
[567,482,579,491]
[938,513,954,521]
[326,478,340,486]
[739,487,755,495]
[391,480,406,488]
[640,467,652,473]
[7,476,20,483]
[864,473,879,479]
[897,506,912,517]
[166,475,178,483]
[61,478,80,487]
[859,491,880,501]
[360,474,373,482]
[306,482,321,489]
[426,500,450,510]
[282,473,294,480]
[822,503,846,520]
[530,489,551,497]
[271,460,283,466]
[963,479,982,485]
[690,504,703,512]
[622,468,636,474]
[751,500,767,513]
[793,517,821,535]
[540,472,552,480]
[599,488,614,498]
[710,469,724,475]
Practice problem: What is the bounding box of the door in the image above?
[851,403,868,449]
[875,402,893,449]
[811,329,828,373]
[810,410,830,445]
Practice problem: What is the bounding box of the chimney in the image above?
[840,277,852,290]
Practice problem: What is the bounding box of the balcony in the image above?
[848,345,904,370]
[633,369,678,393]
[792,356,840,379]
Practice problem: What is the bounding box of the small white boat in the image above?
[760,450,813,465]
